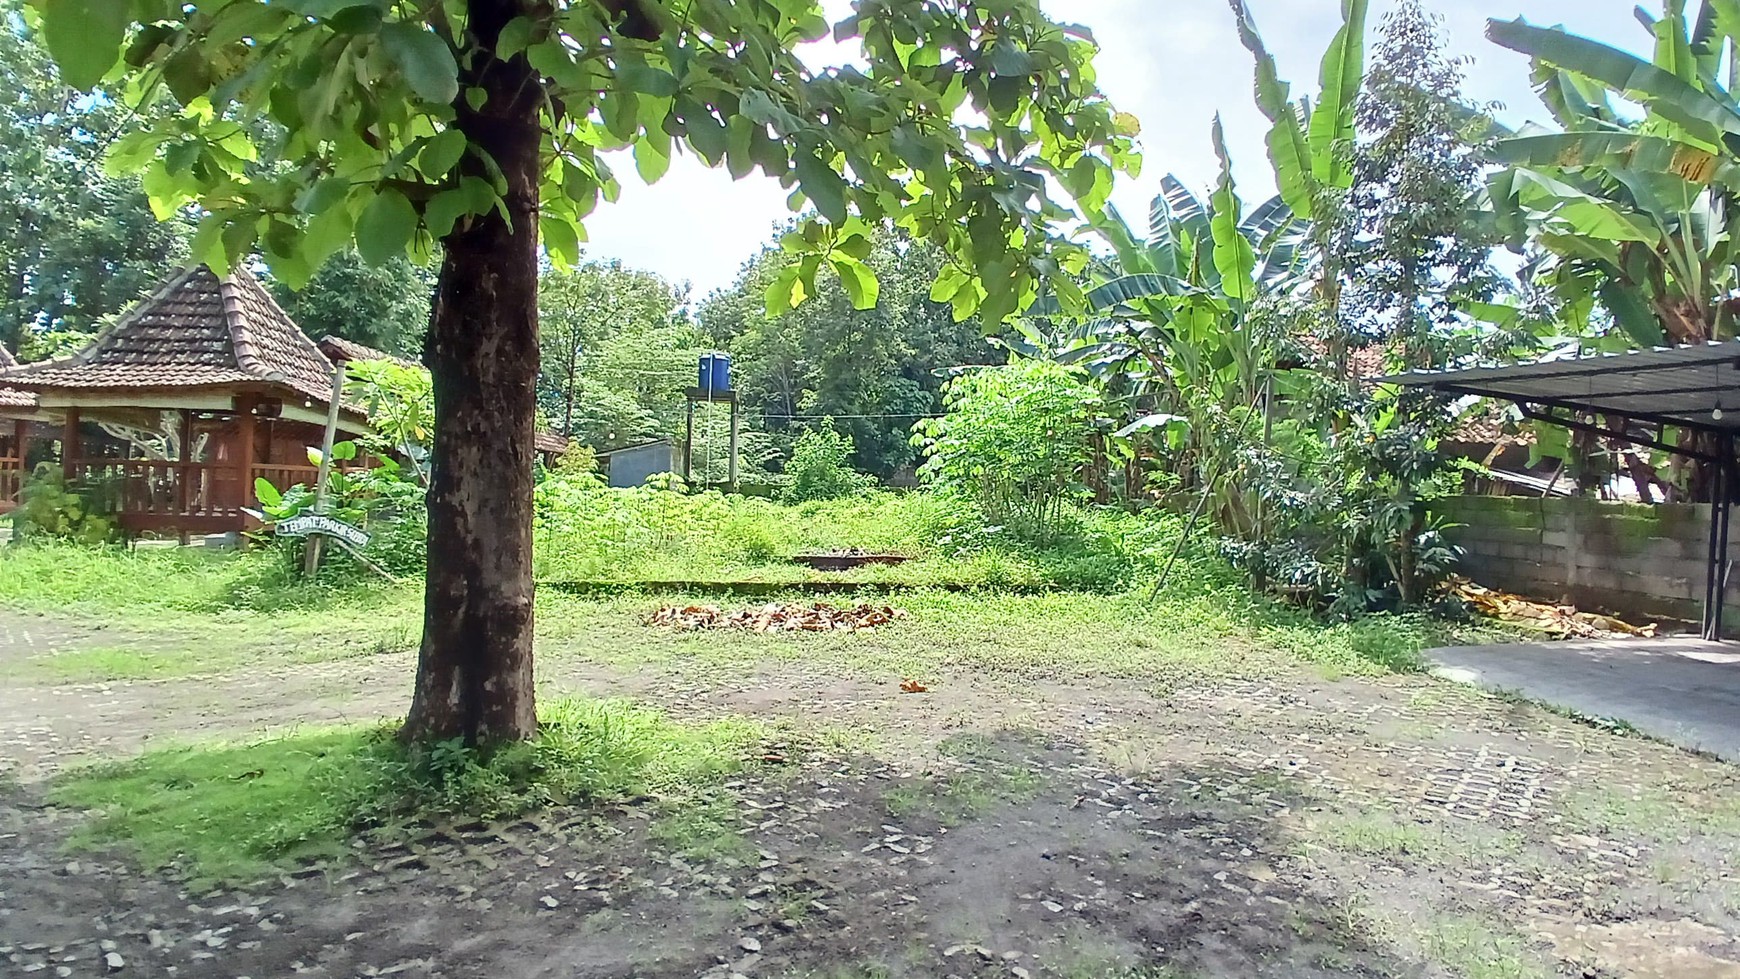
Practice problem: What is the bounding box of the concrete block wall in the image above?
[1432,495,1731,626]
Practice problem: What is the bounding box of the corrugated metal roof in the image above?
[1389,342,1740,434]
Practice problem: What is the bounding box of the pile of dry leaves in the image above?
[1446,576,1658,639]
[645,601,908,633]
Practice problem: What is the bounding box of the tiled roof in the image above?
[0,344,26,408]
[535,430,570,454]
[1449,404,1536,447]
[0,266,344,409]
[317,334,420,369]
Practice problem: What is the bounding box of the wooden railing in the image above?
[50,461,368,529]
[250,464,321,494]
[69,459,240,516]
[0,457,21,511]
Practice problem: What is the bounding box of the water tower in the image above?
[683,351,739,491]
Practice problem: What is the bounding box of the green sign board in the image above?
[275,513,371,549]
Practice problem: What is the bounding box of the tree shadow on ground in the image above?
[769,731,1427,979]
[2,731,1459,979]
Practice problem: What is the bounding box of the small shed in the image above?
[1392,341,1740,639]
[597,439,677,488]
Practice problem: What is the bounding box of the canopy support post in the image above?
[1704,438,1736,641]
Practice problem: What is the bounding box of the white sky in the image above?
[578,0,1643,302]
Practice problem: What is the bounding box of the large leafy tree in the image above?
[1348,0,1499,364]
[0,6,189,356]
[1341,0,1501,602]
[270,249,436,357]
[36,0,1137,742]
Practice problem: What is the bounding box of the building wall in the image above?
[1433,495,1735,625]
[605,442,676,489]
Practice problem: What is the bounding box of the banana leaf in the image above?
[1488,17,1740,144]
[1210,116,1257,305]
[1083,273,1193,311]
[1157,174,1210,241]
[1228,0,1317,217]
[1490,131,1726,185]
[1307,0,1369,189]
[1597,278,1668,345]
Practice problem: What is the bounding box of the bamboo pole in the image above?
[304,362,347,576]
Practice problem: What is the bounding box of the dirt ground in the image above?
[3,606,1740,979]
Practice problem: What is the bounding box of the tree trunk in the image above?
[402,0,542,744]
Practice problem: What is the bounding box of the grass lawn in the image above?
[5,494,1717,979]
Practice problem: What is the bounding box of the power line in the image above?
[757,412,943,420]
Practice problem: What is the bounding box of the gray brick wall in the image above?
[1433,496,1734,625]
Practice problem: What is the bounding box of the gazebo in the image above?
[0,265,370,535]
[0,344,41,509]
[1392,342,1740,639]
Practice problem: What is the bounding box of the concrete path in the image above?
[1427,637,1740,761]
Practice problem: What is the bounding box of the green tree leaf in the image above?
[831,257,880,309]
[794,148,848,224]
[39,0,126,89]
[419,129,467,176]
[355,188,417,265]
[380,22,458,104]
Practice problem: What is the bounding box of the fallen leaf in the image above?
[899,678,928,694]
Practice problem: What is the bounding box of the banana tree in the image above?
[1481,1,1740,497]
[1019,119,1306,527]
[1229,0,1369,327]
[1486,4,1740,345]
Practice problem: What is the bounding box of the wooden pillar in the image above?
[10,418,23,462]
[727,398,739,493]
[236,397,257,510]
[177,408,193,515]
[61,406,79,481]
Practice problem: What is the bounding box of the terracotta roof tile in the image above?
[0,266,348,412]
[1449,404,1536,446]
[317,334,419,368]
[0,386,33,408]
[535,430,570,454]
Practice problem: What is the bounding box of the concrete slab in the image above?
[1426,637,1740,761]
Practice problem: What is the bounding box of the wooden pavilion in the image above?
[0,344,42,510]
[0,266,371,535]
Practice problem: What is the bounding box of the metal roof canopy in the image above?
[1391,342,1740,640]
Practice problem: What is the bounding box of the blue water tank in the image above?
[711,352,732,393]
[698,352,732,394]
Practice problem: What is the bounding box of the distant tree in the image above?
[701,227,999,477]
[271,250,436,358]
[1346,0,1499,363]
[0,7,188,356]
[538,260,687,439]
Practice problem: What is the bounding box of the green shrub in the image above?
[781,424,873,503]
[912,360,1101,538]
[14,464,118,544]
